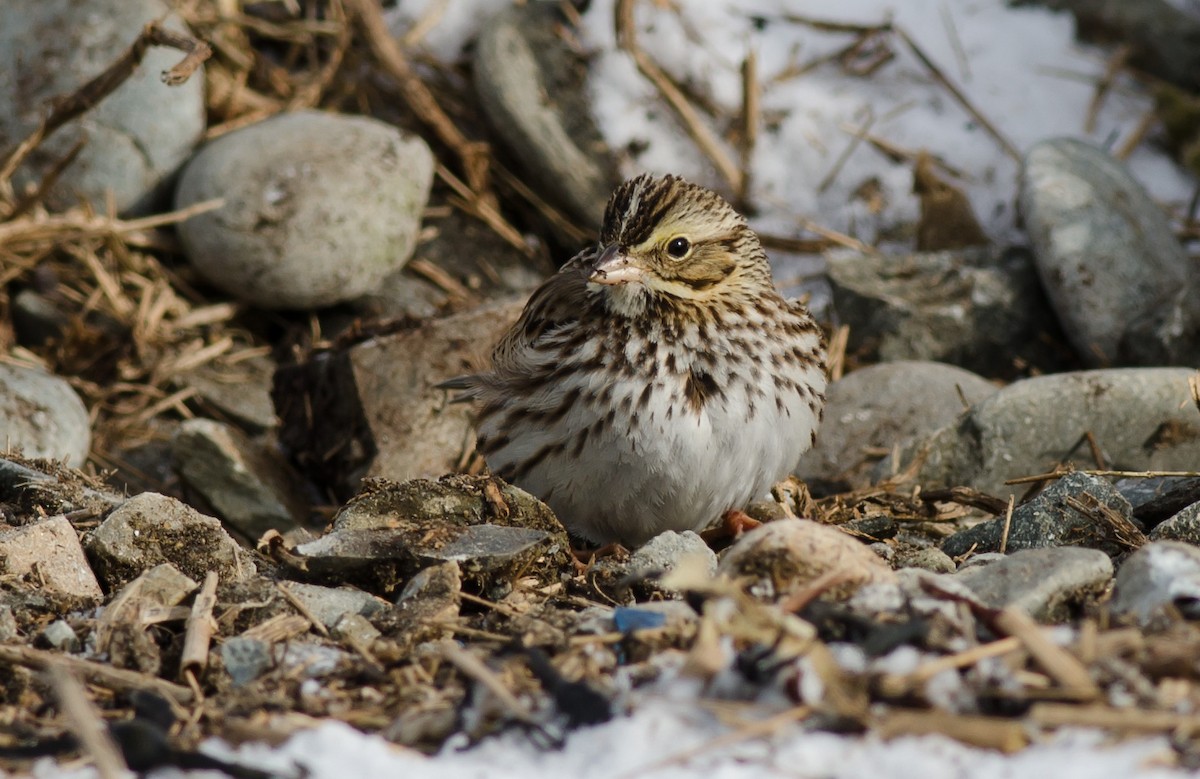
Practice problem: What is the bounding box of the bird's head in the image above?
[586,174,771,314]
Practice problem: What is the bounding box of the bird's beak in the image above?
[588,244,644,286]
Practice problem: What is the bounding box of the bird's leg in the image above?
[701,508,762,544]
[570,543,628,575]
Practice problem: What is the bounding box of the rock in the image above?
[719,519,897,602]
[797,361,996,489]
[282,582,387,630]
[334,613,382,647]
[0,516,102,600]
[1128,477,1200,529]
[1019,138,1200,366]
[177,354,279,431]
[474,4,615,225]
[290,476,569,593]
[0,363,91,464]
[896,368,1200,498]
[0,0,205,213]
[84,492,255,591]
[826,247,1063,376]
[384,561,462,650]
[0,605,17,641]
[629,531,717,580]
[893,546,956,574]
[1111,541,1200,625]
[0,457,121,519]
[275,297,524,497]
[175,110,434,309]
[172,418,308,540]
[221,636,272,686]
[1150,501,1200,545]
[39,620,80,652]
[942,472,1142,558]
[952,547,1113,622]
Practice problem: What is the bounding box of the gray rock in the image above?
[893,546,956,574]
[896,368,1200,498]
[798,361,996,489]
[334,613,382,647]
[942,472,1141,558]
[1128,477,1200,528]
[282,582,387,630]
[474,4,615,225]
[40,620,80,652]
[0,0,205,213]
[0,515,102,600]
[221,636,271,686]
[84,492,255,591]
[172,418,308,539]
[390,561,461,649]
[1019,138,1200,366]
[952,547,1113,622]
[629,531,718,580]
[0,605,17,642]
[826,247,1061,376]
[1150,501,1200,544]
[1111,541,1200,625]
[291,476,568,592]
[275,297,524,495]
[177,354,278,431]
[0,363,90,464]
[175,110,434,309]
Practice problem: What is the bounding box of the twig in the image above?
[825,324,849,383]
[0,644,193,703]
[50,669,128,779]
[277,582,330,637]
[738,48,759,206]
[797,217,878,255]
[436,164,530,256]
[876,636,1022,697]
[999,494,1015,554]
[0,22,211,202]
[438,640,540,726]
[1005,469,1200,486]
[0,198,223,249]
[939,4,970,81]
[876,710,1026,752]
[895,26,1020,162]
[614,0,743,195]
[181,571,219,680]
[1086,45,1130,134]
[991,607,1100,701]
[1113,108,1158,161]
[1030,703,1200,732]
[819,109,875,194]
[836,122,970,179]
[347,0,492,199]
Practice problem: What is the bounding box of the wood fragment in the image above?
[181,571,219,679]
[0,644,193,703]
[614,0,743,195]
[877,710,1028,752]
[992,607,1101,701]
[1030,703,1200,733]
[876,637,1022,698]
[242,613,312,643]
[50,669,128,779]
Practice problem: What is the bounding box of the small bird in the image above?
[446,174,826,546]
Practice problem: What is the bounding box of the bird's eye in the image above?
[666,236,690,259]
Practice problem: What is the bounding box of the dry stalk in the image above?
[181,571,220,679]
[50,669,128,779]
[614,0,743,195]
[0,643,193,703]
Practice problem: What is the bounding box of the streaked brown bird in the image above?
[445,174,826,546]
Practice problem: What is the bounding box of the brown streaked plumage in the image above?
[445,174,827,546]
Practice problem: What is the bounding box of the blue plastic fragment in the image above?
[612,607,667,633]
